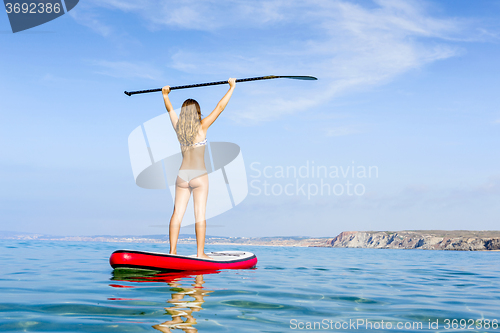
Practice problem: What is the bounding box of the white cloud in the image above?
[170,51,263,75]
[91,0,139,12]
[80,0,485,123]
[326,126,361,137]
[88,0,294,31]
[68,9,113,37]
[90,60,163,80]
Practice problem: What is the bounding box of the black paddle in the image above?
[124,75,317,96]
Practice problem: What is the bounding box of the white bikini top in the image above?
[180,138,207,147]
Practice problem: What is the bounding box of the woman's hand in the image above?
[228,78,236,89]
[162,85,175,114]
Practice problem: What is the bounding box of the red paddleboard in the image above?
[110,250,257,271]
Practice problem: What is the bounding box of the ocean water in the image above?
[1,240,499,332]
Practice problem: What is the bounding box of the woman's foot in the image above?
[197,253,212,259]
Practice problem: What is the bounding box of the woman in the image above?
[162,78,236,259]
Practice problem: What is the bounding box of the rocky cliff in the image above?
[326,230,500,251]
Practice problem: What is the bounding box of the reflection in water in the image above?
[111,269,217,332]
[153,274,213,332]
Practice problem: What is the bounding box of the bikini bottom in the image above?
[177,169,208,183]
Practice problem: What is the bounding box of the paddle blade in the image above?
[279,76,318,80]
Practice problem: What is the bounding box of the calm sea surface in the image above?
[1,240,499,332]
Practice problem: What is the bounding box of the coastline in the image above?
[326,230,500,251]
[2,230,500,251]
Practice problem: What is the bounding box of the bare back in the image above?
[179,129,207,171]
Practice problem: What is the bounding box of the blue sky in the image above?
[1,0,499,237]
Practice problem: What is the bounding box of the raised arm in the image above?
[201,78,236,130]
[162,86,178,129]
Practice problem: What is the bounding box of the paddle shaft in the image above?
[124,75,316,96]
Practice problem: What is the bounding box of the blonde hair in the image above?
[176,99,202,150]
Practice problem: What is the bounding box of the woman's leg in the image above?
[190,174,209,259]
[170,176,192,255]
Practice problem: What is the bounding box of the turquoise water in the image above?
[1,240,499,332]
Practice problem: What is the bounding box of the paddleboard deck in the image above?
[110,250,257,271]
